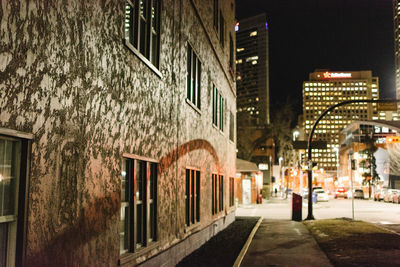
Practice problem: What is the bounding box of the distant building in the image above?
[236,13,270,125]
[0,0,236,266]
[303,70,379,175]
[236,158,262,204]
[236,13,273,196]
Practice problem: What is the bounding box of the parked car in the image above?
[374,188,387,201]
[335,187,347,199]
[315,189,329,202]
[353,189,365,199]
[384,189,399,203]
[374,190,380,201]
[393,192,400,204]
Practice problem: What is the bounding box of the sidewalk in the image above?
[238,219,332,267]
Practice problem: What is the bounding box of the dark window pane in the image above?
[219,175,223,211]
[185,169,190,225]
[151,32,158,67]
[212,86,218,126]
[229,34,234,69]
[187,46,192,101]
[211,174,215,214]
[220,11,224,47]
[196,171,200,222]
[139,0,148,56]
[214,174,217,214]
[120,158,134,254]
[149,162,157,241]
[0,223,7,266]
[120,204,130,254]
[197,60,201,109]
[151,163,157,199]
[149,202,155,241]
[191,170,195,224]
[136,204,144,247]
[191,53,196,104]
[0,139,20,217]
[229,112,234,141]
[213,0,218,30]
[150,0,160,67]
[136,160,147,248]
[219,94,222,130]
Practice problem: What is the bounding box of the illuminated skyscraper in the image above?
[236,13,270,126]
[303,70,379,173]
[236,13,273,188]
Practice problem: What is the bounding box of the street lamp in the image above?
[293,130,300,141]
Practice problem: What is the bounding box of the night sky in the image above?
[236,0,395,120]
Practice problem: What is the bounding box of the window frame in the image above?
[229,111,235,142]
[229,33,234,75]
[186,43,202,111]
[185,168,200,227]
[213,0,219,32]
[229,177,234,207]
[211,173,224,215]
[0,129,32,267]
[120,154,158,256]
[212,84,224,132]
[124,0,162,76]
[219,10,225,47]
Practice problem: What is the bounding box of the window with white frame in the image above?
[125,0,161,68]
[120,157,157,255]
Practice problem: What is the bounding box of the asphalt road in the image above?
[236,197,400,225]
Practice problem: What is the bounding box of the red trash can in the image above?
[292,193,302,221]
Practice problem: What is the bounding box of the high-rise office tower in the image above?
[236,13,270,126]
[303,70,379,173]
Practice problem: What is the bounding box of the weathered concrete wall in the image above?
[0,0,236,266]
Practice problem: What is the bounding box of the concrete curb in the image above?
[233,217,263,267]
[373,223,400,237]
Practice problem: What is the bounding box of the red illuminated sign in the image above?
[323,72,352,79]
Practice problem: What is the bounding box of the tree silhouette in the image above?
[358,132,379,199]
[237,100,296,167]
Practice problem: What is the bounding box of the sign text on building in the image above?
[323,72,352,79]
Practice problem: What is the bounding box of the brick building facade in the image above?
[0,0,236,266]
